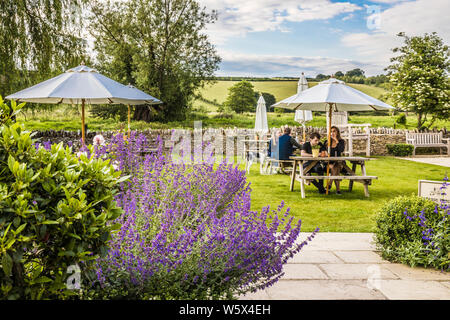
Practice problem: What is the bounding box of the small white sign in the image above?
[418,180,450,204]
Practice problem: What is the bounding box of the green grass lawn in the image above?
[239,157,448,233]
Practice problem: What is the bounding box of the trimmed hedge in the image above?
[386,143,414,156]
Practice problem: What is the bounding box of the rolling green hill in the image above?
[194,80,389,112]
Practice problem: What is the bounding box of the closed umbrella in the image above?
[254,94,268,133]
[273,76,394,194]
[6,64,162,144]
[273,72,313,141]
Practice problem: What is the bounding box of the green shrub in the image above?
[374,193,449,270]
[395,113,407,125]
[212,113,233,119]
[91,104,127,121]
[386,143,414,156]
[274,107,285,113]
[0,98,127,299]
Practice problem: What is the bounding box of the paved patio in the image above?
[399,156,450,167]
[239,233,450,300]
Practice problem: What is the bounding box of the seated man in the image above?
[277,127,302,160]
[301,132,326,194]
[267,127,302,173]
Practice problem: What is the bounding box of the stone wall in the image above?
[32,127,449,157]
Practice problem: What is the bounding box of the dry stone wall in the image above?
[32,126,449,157]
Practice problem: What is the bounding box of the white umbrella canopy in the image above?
[6,65,161,105]
[278,78,394,112]
[6,64,162,144]
[254,95,268,133]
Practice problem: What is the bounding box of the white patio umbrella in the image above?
[273,76,394,194]
[273,72,313,141]
[6,64,162,144]
[254,94,268,133]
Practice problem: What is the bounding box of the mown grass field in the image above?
[194,80,389,112]
[239,157,448,233]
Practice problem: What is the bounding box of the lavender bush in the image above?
[375,177,449,271]
[87,132,318,299]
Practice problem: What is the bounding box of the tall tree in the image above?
[386,32,449,129]
[224,81,257,114]
[0,0,89,99]
[89,0,221,122]
[345,68,365,77]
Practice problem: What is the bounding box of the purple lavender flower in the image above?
[91,132,318,298]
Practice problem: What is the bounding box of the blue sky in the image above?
[198,0,449,77]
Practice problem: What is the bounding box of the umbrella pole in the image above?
[81,99,85,146]
[127,104,131,138]
[302,123,306,142]
[326,103,332,195]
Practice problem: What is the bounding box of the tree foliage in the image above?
[88,0,221,122]
[386,32,450,129]
[223,81,257,114]
[0,1,89,102]
[345,68,365,78]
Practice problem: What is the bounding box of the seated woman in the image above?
[322,126,345,195]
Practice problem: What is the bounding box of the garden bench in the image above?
[406,132,450,156]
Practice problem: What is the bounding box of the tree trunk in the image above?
[133,106,153,122]
[417,113,423,130]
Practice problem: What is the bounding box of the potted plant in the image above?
[312,144,320,158]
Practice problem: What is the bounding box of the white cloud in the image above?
[341,0,450,71]
[216,50,381,77]
[199,0,361,44]
[342,13,354,21]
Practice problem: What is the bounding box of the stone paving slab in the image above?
[290,250,343,264]
[377,280,450,300]
[383,263,450,281]
[333,250,387,264]
[239,233,450,300]
[319,263,399,280]
[280,264,328,280]
[239,280,387,300]
[296,232,376,251]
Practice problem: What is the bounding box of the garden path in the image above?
[399,156,450,168]
[239,233,450,300]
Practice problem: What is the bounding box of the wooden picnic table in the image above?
[289,156,377,198]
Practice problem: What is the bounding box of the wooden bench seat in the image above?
[406,132,450,156]
[298,175,378,180]
[295,174,377,196]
